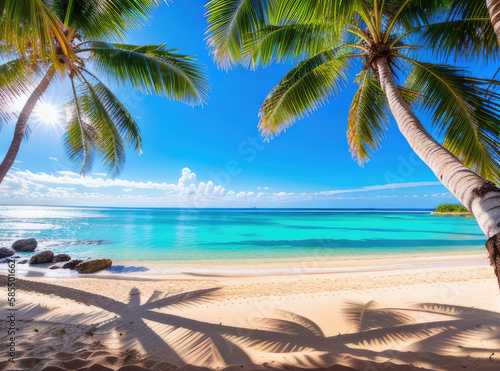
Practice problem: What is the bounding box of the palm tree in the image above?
[0,0,209,182]
[205,0,500,287]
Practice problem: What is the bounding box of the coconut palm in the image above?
[0,0,209,182]
[205,0,500,286]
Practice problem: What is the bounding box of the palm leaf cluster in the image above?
[0,0,209,176]
[422,0,499,63]
[205,0,500,182]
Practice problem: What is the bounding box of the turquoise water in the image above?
[0,206,486,262]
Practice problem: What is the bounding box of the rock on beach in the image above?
[30,251,55,265]
[12,238,37,252]
[75,259,112,274]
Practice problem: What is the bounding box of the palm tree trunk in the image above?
[376,57,500,287]
[0,67,56,184]
[487,0,500,46]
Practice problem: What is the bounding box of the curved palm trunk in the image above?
[376,57,500,287]
[0,67,56,183]
[487,0,500,46]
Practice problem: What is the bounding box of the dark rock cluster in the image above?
[3,238,113,274]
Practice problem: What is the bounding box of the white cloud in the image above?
[0,167,452,208]
[58,171,79,177]
[12,170,178,191]
[318,181,441,195]
[49,157,58,162]
[178,167,197,189]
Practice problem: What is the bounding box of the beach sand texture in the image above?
[1,260,500,371]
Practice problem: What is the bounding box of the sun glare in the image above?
[32,100,65,134]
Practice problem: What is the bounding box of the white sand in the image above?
[1,255,500,371]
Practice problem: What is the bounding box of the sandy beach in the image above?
[1,253,500,371]
[2,0,500,369]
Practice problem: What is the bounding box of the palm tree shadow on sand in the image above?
[2,278,500,370]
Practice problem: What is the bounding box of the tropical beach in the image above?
[2,0,500,371]
[1,207,500,370]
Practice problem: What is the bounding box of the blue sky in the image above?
[0,1,495,208]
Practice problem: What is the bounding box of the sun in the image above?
[32,100,65,133]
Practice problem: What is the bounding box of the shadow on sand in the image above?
[1,278,500,371]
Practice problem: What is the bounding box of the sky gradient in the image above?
[0,1,496,209]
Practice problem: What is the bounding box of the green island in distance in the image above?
[431,204,474,218]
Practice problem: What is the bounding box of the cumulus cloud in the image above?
[178,167,197,189]
[11,170,178,191]
[0,167,451,207]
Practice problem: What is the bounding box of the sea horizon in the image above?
[2,204,436,211]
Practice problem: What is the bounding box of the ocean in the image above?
[0,206,486,264]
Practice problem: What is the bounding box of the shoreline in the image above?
[1,249,490,279]
[117,250,489,277]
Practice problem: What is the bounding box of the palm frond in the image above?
[397,86,422,107]
[75,79,127,177]
[64,78,95,175]
[23,124,33,142]
[347,69,391,165]
[401,58,500,183]
[266,0,327,25]
[84,73,142,153]
[418,0,497,62]
[50,0,160,40]
[64,117,95,175]
[448,0,488,19]
[205,0,266,69]
[0,0,71,62]
[258,49,356,138]
[381,0,450,29]
[245,23,339,67]
[420,18,498,63]
[78,42,209,106]
[265,0,357,27]
[0,59,43,123]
